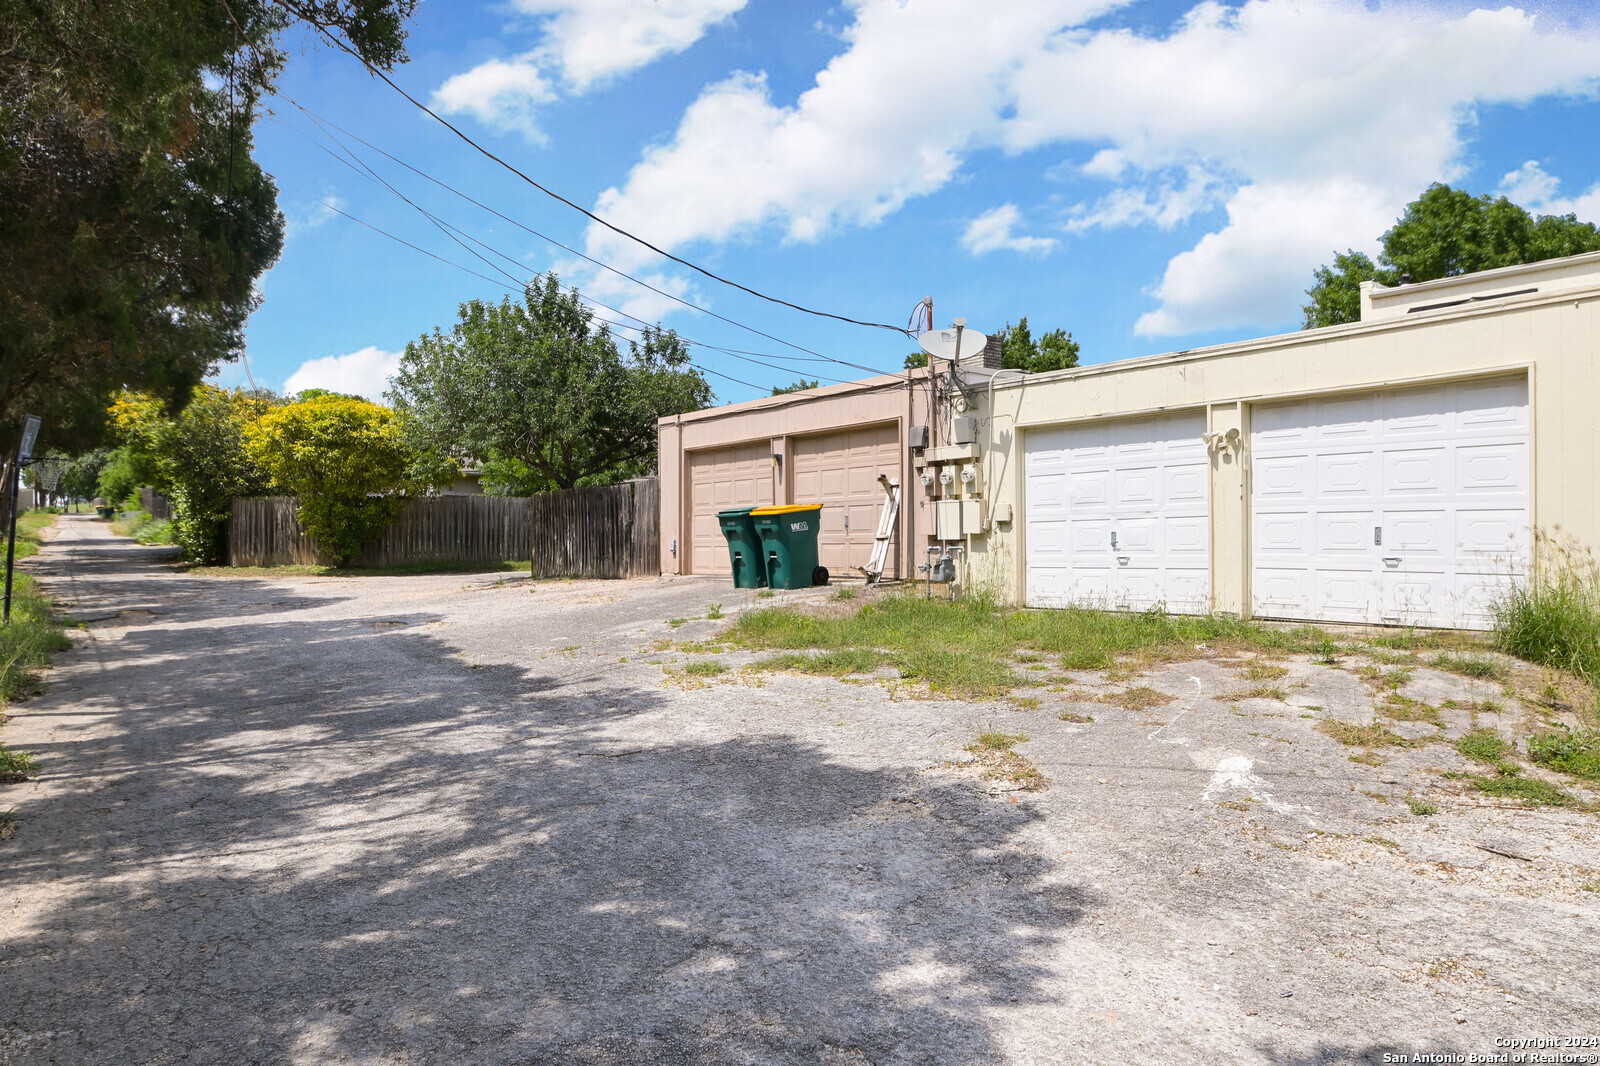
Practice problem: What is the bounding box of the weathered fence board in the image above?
[139,487,172,521]
[528,479,659,579]
[228,479,659,578]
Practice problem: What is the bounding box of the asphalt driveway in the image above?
[1,515,1594,1065]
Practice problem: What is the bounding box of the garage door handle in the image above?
[1382,556,1401,567]
[1117,556,1130,566]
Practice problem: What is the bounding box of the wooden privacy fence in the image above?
[227,479,659,578]
[529,479,659,579]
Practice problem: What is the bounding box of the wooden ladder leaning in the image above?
[859,474,901,584]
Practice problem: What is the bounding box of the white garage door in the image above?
[689,443,774,575]
[1251,377,1529,629]
[792,423,901,579]
[1026,412,1210,613]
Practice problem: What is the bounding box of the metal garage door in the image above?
[1251,377,1529,629]
[1025,411,1209,613]
[792,423,901,579]
[689,443,774,575]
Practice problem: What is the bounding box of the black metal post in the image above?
[3,455,19,624]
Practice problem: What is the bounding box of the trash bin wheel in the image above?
[812,566,830,586]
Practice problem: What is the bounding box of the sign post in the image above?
[4,415,42,624]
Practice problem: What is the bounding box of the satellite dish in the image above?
[918,325,988,363]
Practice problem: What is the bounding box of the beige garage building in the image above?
[660,251,1600,629]
[960,252,1600,628]
[657,373,942,581]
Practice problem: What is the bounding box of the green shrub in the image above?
[1526,729,1600,781]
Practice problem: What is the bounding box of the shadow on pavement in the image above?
[3,594,1091,1063]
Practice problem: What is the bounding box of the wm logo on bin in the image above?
[790,521,809,532]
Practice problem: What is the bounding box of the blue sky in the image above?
[235,0,1600,405]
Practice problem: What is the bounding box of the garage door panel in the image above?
[1168,516,1208,557]
[1381,570,1448,625]
[1384,510,1448,555]
[1456,443,1525,494]
[1317,452,1377,497]
[1070,470,1111,507]
[1252,377,1528,630]
[1383,448,1448,496]
[1255,455,1312,500]
[1456,510,1528,558]
[1317,511,1376,555]
[1026,410,1209,614]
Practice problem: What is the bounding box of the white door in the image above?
[1025,411,1210,613]
[1251,377,1529,629]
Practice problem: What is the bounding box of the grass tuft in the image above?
[1491,531,1600,692]
[682,660,726,678]
[705,603,724,620]
[1318,719,1411,748]
[1430,653,1504,680]
[1470,764,1576,807]
[1405,795,1438,816]
[968,731,1027,752]
[1098,685,1175,710]
[1455,729,1514,764]
[1058,711,1094,723]
[1526,729,1600,781]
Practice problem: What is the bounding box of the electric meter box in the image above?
[951,416,978,445]
[933,498,986,539]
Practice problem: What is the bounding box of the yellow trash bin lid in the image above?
[749,504,822,515]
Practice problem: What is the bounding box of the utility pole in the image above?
[4,415,43,624]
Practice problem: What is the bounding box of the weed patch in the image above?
[1492,532,1600,690]
[1318,719,1411,748]
[750,649,887,677]
[1406,795,1439,816]
[1,573,71,706]
[1240,661,1288,681]
[682,660,726,678]
[1456,729,1514,764]
[0,744,40,783]
[1227,684,1288,703]
[1526,729,1600,781]
[1364,836,1399,849]
[1098,685,1175,710]
[1349,751,1386,766]
[1430,653,1504,680]
[705,603,724,620]
[1058,711,1094,723]
[961,732,1046,792]
[1470,765,1576,808]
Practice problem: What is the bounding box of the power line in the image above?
[270,115,858,385]
[267,5,914,339]
[273,97,891,378]
[271,180,781,395]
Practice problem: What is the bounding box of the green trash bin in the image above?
[717,507,767,588]
[750,505,829,589]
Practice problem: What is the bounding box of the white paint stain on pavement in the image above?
[1147,677,1203,744]
[1193,749,1317,823]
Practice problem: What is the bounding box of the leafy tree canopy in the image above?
[903,317,1080,373]
[771,379,820,396]
[1303,183,1600,328]
[389,274,713,493]
[245,396,419,565]
[110,386,279,561]
[1,0,416,455]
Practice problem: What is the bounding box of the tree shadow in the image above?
[2,609,1092,1064]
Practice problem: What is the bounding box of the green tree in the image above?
[111,386,279,561]
[1303,183,1600,328]
[1,0,415,455]
[57,450,111,503]
[995,318,1081,373]
[771,379,819,395]
[390,274,713,493]
[245,396,417,566]
[95,449,143,508]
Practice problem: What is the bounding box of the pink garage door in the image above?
[791,423,901,579]
[689,443,775,575]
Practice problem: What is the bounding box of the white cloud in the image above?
[1497,159,1600,222]
[433,0,745,139]
[961,204,1058,256]
[433,58,556,141]
[283,347,404,403]
[283,190,345,239]
[584,0,1600,336]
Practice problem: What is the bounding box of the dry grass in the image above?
[960,732,1048,792]
[1096,685,1175,710]
[1318,719,1412,748]
[1225,684,1289,703]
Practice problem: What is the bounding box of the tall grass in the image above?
[1491,531,1600,686]
[1,572,71,704]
